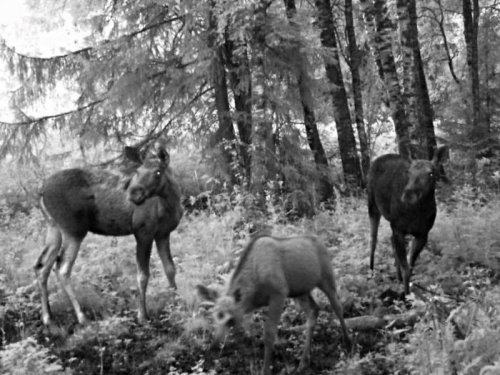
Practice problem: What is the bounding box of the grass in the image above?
[1,188,500,374]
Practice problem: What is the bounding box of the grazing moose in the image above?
[367,146,448,295]
[35,142,183,327]
[197,235,351,375]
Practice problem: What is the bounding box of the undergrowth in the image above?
[1,185,500,374]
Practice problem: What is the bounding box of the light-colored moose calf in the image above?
[197,234,351,375]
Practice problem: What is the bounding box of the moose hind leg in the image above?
[369,210,381,272]
[262,293,286,375]
[155,234,177,289]
[35,225,62,326]
[320,279,352,351]
[295,294,319,372]
[54,233,86,324]
[135,237,153,323]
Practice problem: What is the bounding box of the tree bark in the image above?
[208,2,237,184]
[284,0,334,201]
[398,0,437,159]
[362,0,411,158]
[345,0,370,183]
[250,1,274,214]
[462,0,483,141]
[224,36,253,184]
[314,0,363,187]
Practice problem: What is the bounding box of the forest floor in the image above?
[1,192,500,374]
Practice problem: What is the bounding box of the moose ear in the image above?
[154,141,170,165]
[196,285,219,302]
[124,146,143,164]
[433,146,449,165]
[122,177,132,190]
[157,147,170,165]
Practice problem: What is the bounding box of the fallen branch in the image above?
[343,309,426,331]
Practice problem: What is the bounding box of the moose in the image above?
[367,146,448,295]
[197,234,351,375]
[35,142,183,327]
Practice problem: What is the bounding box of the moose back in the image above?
[367,146,447,294]
[35,143,183,327]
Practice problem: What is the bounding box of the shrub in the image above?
[0,337,71,375]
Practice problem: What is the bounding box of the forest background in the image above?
[1,0,500,374]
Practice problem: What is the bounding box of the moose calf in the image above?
[367,146,448,294]
[197,234,351,375]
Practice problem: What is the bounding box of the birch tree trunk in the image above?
[225,36,253,184]
[361,0,411,158]
[398,0,437,159]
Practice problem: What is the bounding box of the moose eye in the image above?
[429,172,434,178]
[155,170,162,177]
[216,311,225,321]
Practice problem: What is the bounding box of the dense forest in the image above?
[1,0,500,374]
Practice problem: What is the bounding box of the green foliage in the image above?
[0,337,71,375]
[434,186,500,272]
[2,178,500,373]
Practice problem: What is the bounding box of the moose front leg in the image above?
[155,234,177,289]
[135,237,153,323]
[295,294,319,373]
[391,231,411,295]
[409,235,428,271]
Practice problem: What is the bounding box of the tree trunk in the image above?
[208,2,237,184]
[345,0,370,183]
[398,0,437,159]
[284,0,334,201]
[250,1,274,215]
[314,0,363,187]
[462,0,483,141]
[224,36,253,184]
[362,0,411,158]
[396,0,417,140]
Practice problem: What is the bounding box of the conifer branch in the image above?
[0,99,104,126]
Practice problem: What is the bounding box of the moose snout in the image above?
[128,186,147,205]
[213,325,229,343]
[401,189,419,205]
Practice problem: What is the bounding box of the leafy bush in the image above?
[0,337,71,374]
[433,188,500,273]
[2,184,500,374]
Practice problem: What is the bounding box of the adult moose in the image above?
[368,146,447,295]
[35,141,183,327]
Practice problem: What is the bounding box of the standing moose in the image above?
[368,146,448,294]
[35,142,183,327]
